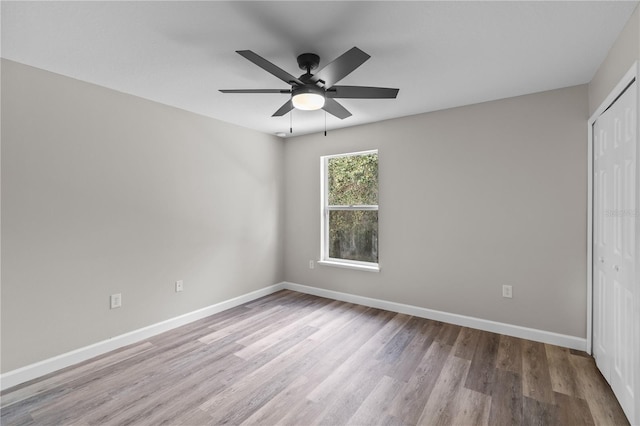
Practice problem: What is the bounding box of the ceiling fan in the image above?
[220,47,399,120]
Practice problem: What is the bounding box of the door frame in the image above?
[587,60,638,355]
[587,61,639,425]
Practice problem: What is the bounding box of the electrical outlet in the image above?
[176,280,184,292]
[502,285,513,298]
[110,293,122,309]
[309,260,314,269]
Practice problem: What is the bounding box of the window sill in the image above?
[317,260,380,273]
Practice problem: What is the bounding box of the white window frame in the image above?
[319,149,380,272]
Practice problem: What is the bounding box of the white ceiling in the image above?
[2,1,638,137]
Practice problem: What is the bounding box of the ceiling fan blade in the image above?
[322,98,352,120]
[326,86,399,99]
[220,89,291,94]
[236,50,303,86]
[311,47,370,88]
[272,100,294,117]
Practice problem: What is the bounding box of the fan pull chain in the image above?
[290,111,293,134]
[324,111,327,137]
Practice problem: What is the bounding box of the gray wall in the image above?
[284,85,588,338]
[589,3,639,115]
[1,60,285,372]
[0,53,600,372]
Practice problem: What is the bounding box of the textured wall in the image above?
[284,85,588,338]
[1,60,285,372]
[589,3,640,114]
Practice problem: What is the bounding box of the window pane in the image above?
[328,153,378,205]
[329,210,378,263]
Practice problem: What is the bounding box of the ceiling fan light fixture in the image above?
[291,86,325,111]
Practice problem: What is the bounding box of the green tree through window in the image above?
[323,151,378,265]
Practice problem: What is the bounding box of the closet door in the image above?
[593,79,637,422]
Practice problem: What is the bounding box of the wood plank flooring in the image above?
[0,290,630,425]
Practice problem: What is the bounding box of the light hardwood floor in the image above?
[0,290,629,425]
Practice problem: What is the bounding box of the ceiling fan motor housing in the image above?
[292,85,324,98]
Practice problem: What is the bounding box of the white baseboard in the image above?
[0,283,285,391]
[1,280,587,391]
[282,282,587,352]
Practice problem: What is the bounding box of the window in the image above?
[320,150,379,272]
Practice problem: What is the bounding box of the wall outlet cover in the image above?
[110,293,122,309]
[502,285,513,298]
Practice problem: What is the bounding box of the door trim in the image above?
[587,61,638,355]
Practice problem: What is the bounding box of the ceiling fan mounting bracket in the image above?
[296,53,320,73]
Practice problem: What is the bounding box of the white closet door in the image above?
[593,80,637,423]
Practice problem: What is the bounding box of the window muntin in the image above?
[321,150,379,269]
